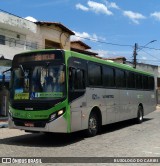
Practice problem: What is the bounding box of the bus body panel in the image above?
[119,89,130,121]
[70,93,87,132]
[9,114,68,133]
[143,91,156,116]
[86,88,106,121]
[105,89,116,124]
[8,49,156,134]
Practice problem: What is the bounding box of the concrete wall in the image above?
[0,12,72,60]
[0,28,38,59]
[36,25,71,50]
[0,12,38,59]
[0,12,37,34]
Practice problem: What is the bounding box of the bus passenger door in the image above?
[106,89,118,124]
[119,90,130,121]
[68,67,87,132]
[103,66,118,124]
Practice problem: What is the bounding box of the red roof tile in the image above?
[71,40,91,49]
[36,21,75,35]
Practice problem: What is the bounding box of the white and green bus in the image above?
[8,49,156,136]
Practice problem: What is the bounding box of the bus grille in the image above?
[13,118,47,128]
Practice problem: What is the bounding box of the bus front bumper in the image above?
[8,114,68,133]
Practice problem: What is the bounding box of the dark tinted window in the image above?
[69,68,85,90]
[0,35,5,45]
[143,76,148,89]
[74,69,85,90]
[88,63,102,86]
[103,66,115,87]
[136,74,142,89]
[115,69,126,88]
[148,76,154,90]
[127,72,135,89]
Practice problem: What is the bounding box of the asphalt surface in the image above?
[0,108,160,166]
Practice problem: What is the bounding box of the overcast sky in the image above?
[1,0,160,65]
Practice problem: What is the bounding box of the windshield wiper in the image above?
[19,65,25,74]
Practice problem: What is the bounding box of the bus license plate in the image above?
[24,122,34,127]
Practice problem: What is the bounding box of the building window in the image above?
[9,38,16,47]
[26,41,38,50]
[45,39,61,49]
[157,78,160,89]
[0,35,5,45]
[16,40,25,48]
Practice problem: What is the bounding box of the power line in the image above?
[140,49,160,61]
[2,8,160,53]
[128,58,160,62]
[1,8,160,51]
[138,45,160,51]
[74,35,133,47]
[75,35,160,52]
[137,40,157,52]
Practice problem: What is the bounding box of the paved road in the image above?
[0,109,160,166]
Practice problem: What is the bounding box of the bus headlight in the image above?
[49,109,65,122]
[58,110,64,116]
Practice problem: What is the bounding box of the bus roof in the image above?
[67,50,154,77]
[14,49,154,77]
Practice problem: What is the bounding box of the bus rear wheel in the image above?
[86,112,99,137]
[137,106,143,124]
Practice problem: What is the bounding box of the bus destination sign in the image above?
[34,54,55,61]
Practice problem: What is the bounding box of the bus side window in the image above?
[74,69,85,90]
[69,67,75,91]
[69,67,85,91]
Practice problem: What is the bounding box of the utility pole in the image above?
[132,40,156,68]
[133,43,138,68]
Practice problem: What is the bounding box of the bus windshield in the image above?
[11,63,65,100]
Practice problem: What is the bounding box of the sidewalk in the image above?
[0,116,8,128]
[156,105,160,110]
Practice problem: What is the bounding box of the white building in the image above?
[0,11,74,60]
[0,11,37,59]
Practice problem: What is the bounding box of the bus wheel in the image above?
[137,106,143,124]
[86,112,99,137]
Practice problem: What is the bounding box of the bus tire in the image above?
[86,112,99,137]
[136,106,143,124]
